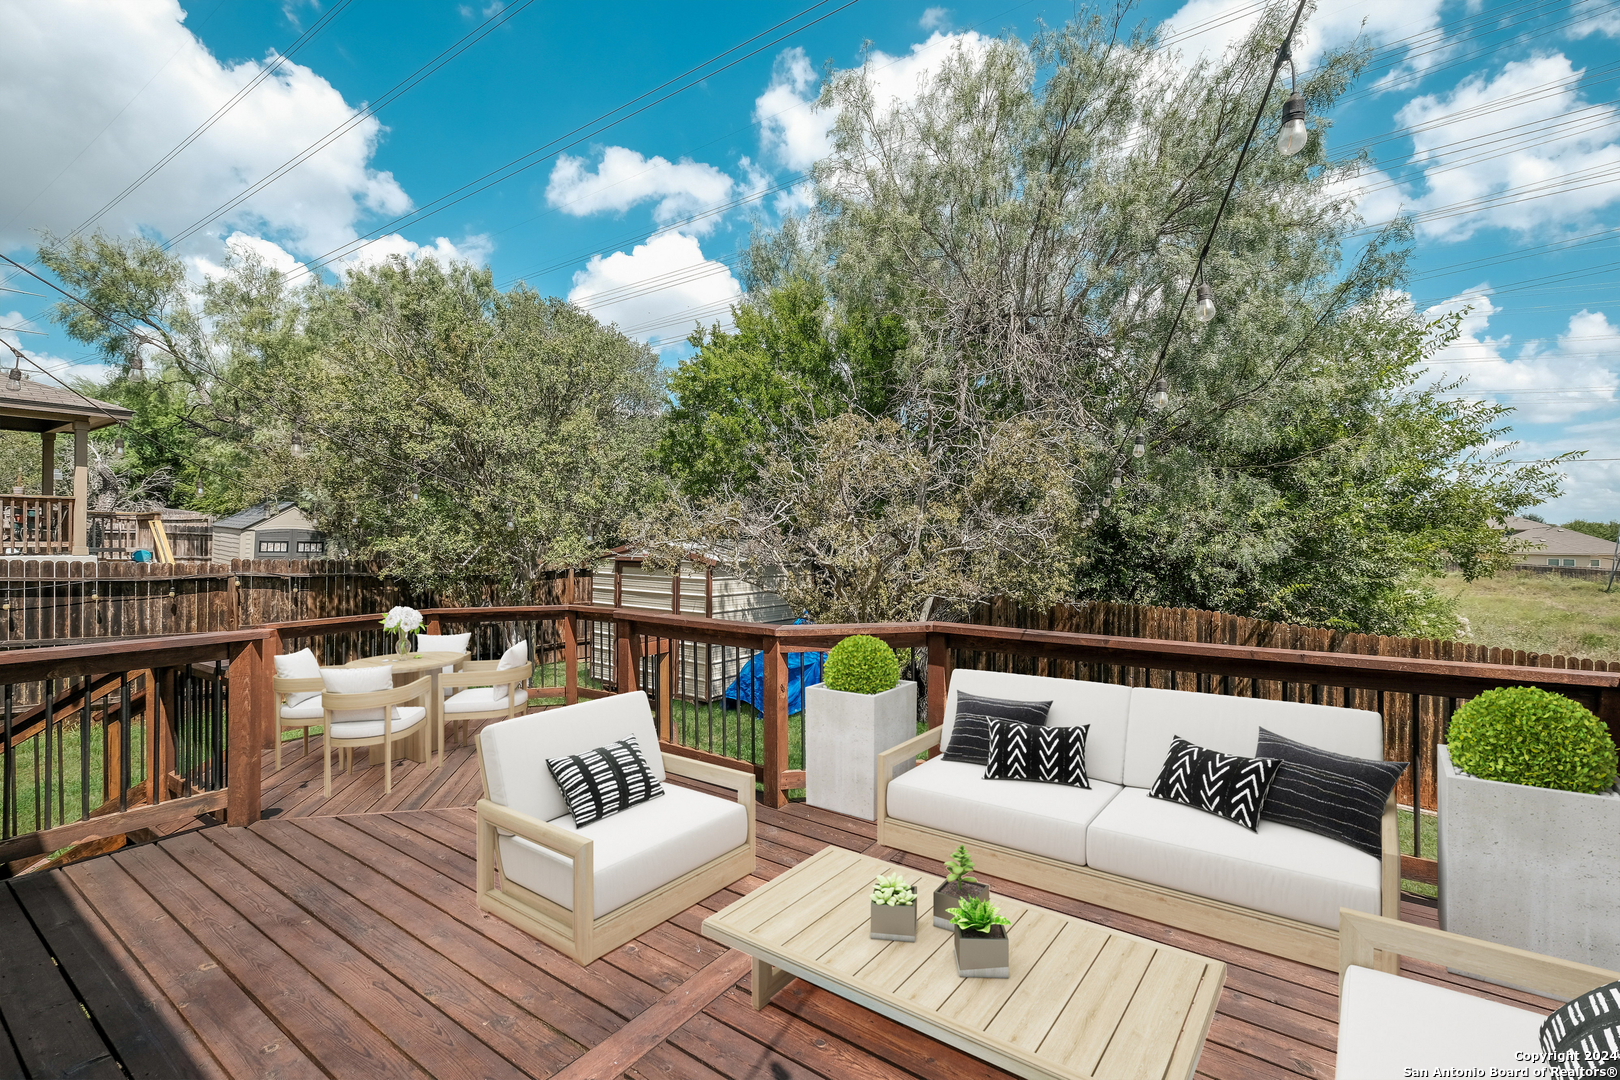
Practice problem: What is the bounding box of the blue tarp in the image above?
[724,619,824,714]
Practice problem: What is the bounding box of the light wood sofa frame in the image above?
[437,658,533,751]
[876,725,1401,971]
[475,749,756,966]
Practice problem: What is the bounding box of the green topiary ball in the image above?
[1448,686,1618,794]
[823,634,902,695]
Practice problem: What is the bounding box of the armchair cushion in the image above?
[497,640,529,670]
[279,696,325,721]
[445,686,525,712]
[274,648,322,706]
[328,708,427,741]
[480,692,664,824]
[497,783,747,918]
[417,633,472,677]
[1338,964,1544,1078]
[547,735,664,827]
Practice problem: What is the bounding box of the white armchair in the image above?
[475,691,756,965]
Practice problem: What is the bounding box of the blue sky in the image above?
[2,0,1617,520]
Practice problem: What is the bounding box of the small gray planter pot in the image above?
[869,901,918,942]
[1438,744,1620,970]
[953,926,1009,979]
[804,681,918,821]
[933,880,989,930]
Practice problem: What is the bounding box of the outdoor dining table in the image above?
[340,650,469,765]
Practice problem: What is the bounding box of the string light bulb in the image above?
[195,477,204,498]
[1277,92,1308,157]
[114,436,125,455]
[290,429,302,455]
[1194,283,1216,323]
[410,483,420,502]
[506,517,516,530]
[1101,495,1112,508]
[1111,468,1124,489]
[1132,435,1146,458]
[6,361,20,390]
[1154,378,1169,409]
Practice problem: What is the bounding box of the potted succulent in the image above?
[933,844,990,929]
[1438,686,1620,968]
[869,871,919,941]
[804,634,918,820]
[948,895,1011,979]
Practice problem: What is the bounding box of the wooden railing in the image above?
[1,495,76,556]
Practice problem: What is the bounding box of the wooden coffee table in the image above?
[701,847,1224,1080]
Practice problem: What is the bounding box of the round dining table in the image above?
[340,650,469,765]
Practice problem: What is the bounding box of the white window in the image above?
[258,540,289,553]
[297,540,324,554]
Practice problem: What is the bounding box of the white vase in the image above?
[804,681,918,821]
[1437,744,1620,970]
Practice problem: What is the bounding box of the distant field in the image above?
[1443,570,1620,661]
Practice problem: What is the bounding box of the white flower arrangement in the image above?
[382,606,423,653]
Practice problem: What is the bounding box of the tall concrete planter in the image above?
[1438,744,1620,969]
[805,680,917,821]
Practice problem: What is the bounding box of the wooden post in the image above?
[761,637,790,809]
[425,615,442,635]
[1600,688,1620,753]
[616,618,639,693]
[226,637,262,827]
[258,630,280,750]
[562,614,579,705]
[926,631,952,732]
[70,420,89,557]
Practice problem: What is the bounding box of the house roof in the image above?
[0,376,133,434]
[1501,516,1617,557]
[213,500,298,531]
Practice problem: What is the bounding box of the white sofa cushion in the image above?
[1120,686,1384,790]
[274,647,322,706]
[1337,965,1544,1079]
[1086,787,1381,929]
[446,686,525,712]
[279,696,324,721]
[497,783,747,919]
[479,691,664,824]
[328,708,427,741]
[945,670,1133,786]
[886,757,1123,865]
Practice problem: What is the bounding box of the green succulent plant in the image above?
[944,844,978,885]
[1448,686,1618,794]
[871,872,917,907]
[948,895,1010,935]
[823,634,902,695]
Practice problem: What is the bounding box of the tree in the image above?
[1562,520,1619,543]
[652,12,1561,632]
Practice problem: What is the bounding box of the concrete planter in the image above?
[1438,744,1620,969]
[804,681,918,821]
[953,925,1009,979]
[933,880,990,930]
[869,901,918,942]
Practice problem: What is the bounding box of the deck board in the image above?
[0,716,1564,1080]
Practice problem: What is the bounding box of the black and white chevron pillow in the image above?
[985,719,1090,788]
[546,734,664,827]
[1148,736,1280,830]
[1541,980,1620,1079]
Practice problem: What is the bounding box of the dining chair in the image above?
[318,665,434,796]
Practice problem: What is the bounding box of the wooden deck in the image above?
[0,719,1562,1080]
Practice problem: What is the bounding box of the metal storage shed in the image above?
[211,501,326,562]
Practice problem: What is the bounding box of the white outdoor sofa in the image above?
[1336,909,1618,1078]
[876,669,1401,969]
[475,691,756,965]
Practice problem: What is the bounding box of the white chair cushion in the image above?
[279,696,324,721]
[497,640,528,670]
[321,665,416,723]
[416,633,471,676]
[1337,964,1545,1079]
[886,757,1123,865]
[497,783,747,919]
[1085,787,1381,929]
[945,670,1133,786]
[445,686,525,712]
[479,692,664,824]
[274,647,322,706]
[1120,686,1385,790]
[327,707,427,741]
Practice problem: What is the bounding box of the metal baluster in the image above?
[119,675,130,813]
[43,679,53,830]
[81,675,92,821]
[1410,692,1422,857]
[2,684,11,839]
[214,660,225,789]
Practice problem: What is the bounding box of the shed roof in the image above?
[1502,516,1617,557]
[214,500,298,531]
[0,376,132,434]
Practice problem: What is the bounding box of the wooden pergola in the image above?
[0,375,131,556]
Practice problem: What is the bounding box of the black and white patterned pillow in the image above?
[1541,980,1620,1079]
[546,734,664,827]
[985,719,1090,788]
[1257,728,1407,858]
[942,692,1051,765]
[1148,736,1280,830]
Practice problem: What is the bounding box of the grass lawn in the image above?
[1398,806,1438,898]
[1443,570,1620,661]
[9,720,149,835]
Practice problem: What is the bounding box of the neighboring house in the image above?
[212,502,326,562]
[1501,516,1617,570]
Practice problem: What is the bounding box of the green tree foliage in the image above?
[1563,520,1620,543]
[651,12,1561,633]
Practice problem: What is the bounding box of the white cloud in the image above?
[754,32,992,173]
[1382,54,1620,240]
[0,0,412,261]
[1160,0,1446,73]
[920,7,950,32]
[1569,5,1620,38]
[189,231,307,281]
[0,310,96,382]
[1420,285,1620,422]
[342,233,493,272]
[546,147,735,235]
[567,232,741,351]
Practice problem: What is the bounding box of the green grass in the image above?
[1445,570,1620,660]
[9,719,149,835]
[1398,806,1438,898]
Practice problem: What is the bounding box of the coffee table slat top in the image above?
[701,846,1224,1080]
